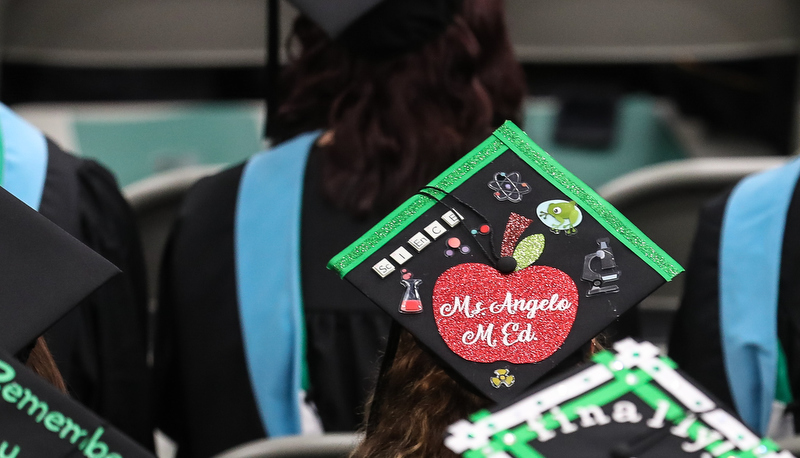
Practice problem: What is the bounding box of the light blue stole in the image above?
[0,104,48,211]
[234,131,319,437]
[720,157,800,434]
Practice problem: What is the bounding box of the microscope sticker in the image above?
[488,171,531,203]
[399,269,423,314]
[581,238,621,296]
[490,368,516,388]
[537,200,582,235]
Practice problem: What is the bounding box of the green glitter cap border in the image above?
[327,120,683,281]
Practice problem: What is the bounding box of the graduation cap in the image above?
[288,0,461,56]
[444,338,795,458]
[328,121,683,404]
[0,186,119,355]
[0,346,154,457]
[288,0,385,38]
[0,187,152,456]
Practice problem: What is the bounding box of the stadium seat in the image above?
[124,164,225,295]
[2,0,295,68]
[13,101,263,187]
[212,433,362,458]
[123,164,224,368]
[505,0,799,63]
[597,156,792,347]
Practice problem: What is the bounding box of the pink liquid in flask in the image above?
[400,299,422,313]
[399,278,423,314]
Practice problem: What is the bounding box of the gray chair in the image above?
[597,156,791,346]
[505,0,800,63]
[123,164,224,366]
[212,433,362,458]
[124,164,225,298]
[2,0,297,68]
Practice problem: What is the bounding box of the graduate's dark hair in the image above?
[350,329,490,458]
[26,337,67,393]
[350,331,605,458]
[273,0,526,215]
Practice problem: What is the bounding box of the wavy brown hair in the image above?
[352,331,605,458]
[26,337,67,392]
[273,0,526,216]
[352,330,491,458]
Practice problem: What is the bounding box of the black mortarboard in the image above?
[0,187,152,456]
[328,121,683,405]
[289,0,384,38]
[0,347,154,457]
[444,338,795,458]
[0,186,119,355]
[287,0,461,59]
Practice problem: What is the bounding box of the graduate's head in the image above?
[275,0,526,215]
[328,122,683,456]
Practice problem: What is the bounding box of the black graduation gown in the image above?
[668,179,800,428]
[37,141,153,449]
[155,147,392,457]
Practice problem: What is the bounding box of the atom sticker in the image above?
[488,171,531,203]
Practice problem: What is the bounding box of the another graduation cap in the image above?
[0,186,119,355]
[289,0,385,38]
[0,347,154,457]
[0,186,153,457]
[328,121,683,404]
[444,338,795,458]
[288,0,461,58]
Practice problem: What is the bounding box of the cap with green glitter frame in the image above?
[444,338,794,458]
[328,120,683,405]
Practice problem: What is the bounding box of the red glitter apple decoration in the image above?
[431,211,579,364]
[432,263,578,363]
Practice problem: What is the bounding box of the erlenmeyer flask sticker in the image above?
[399,269,423,314]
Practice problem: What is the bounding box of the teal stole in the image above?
[720,157,800,434]
[0,104,48,211]
[234,131,319,437]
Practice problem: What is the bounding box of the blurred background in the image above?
[0,1,796,456]
[0,0,797,382]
